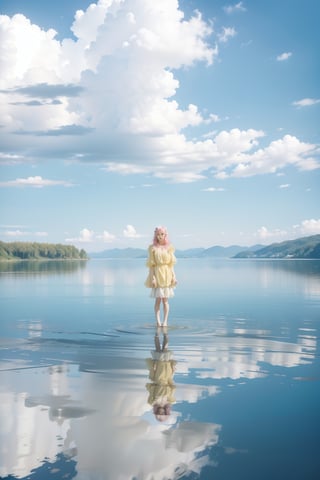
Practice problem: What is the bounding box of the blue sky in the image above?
[0,0,319,251]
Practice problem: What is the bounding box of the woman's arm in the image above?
[171,269,177,286]
[146,246,157,287]
[150,267,157,287]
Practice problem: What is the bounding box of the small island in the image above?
[0,241,88,261]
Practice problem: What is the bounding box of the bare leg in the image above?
[162,331,169,351]
[154,298,161,326]
[154,328,161,352]
[162,298,169,326]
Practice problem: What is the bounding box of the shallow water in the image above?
[0,258,319,480]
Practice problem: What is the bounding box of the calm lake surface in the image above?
[0,258,320,480]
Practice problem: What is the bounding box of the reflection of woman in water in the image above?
[146,327,177,422]
[145,226,177,327]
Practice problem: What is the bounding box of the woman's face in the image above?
[157,231,166,244]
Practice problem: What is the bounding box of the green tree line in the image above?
[0,241,88,260]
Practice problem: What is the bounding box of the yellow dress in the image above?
[144,244,177,298]
[145,356,177,406]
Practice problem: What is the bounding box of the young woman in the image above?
[145,226,177,326]
[145,327,177,422]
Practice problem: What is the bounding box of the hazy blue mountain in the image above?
[234,235,320,259]
[89,236,320,260]
[89,248,146,259]
[89,244,264,259]
[175,248,205,257]
[200,245,263,258]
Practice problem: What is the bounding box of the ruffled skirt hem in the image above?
[149,287,175,298]
[151,350,173,361]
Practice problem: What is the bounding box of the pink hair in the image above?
[153,226,170,247]
[153,403,171,422]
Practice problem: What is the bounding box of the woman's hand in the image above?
[171,276,177,287]
[152,275,157,287]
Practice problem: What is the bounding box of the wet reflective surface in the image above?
[1,259,320,479]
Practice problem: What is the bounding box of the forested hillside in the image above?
[234,235,320,259]
[0,241,88,260]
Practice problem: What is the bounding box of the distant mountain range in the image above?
[89,235,320,259]
[176,244,264,258]
[89,244,264,259]
[234,234,320,259]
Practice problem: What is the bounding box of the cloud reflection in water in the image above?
[0,318,318,479]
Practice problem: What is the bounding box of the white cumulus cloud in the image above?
[0,152,24,164]
[276,52,292,61]
[255,221,320,244]
[66,228,117,245]
[123,224,141,238]
[224,2,246,14]
[65,228,95,243]
[297,219,320,235]
[3,229,48,238]
[4,229,27,237]
[202,187,225,192]
[101,230,116,242]
[228,134,318,178]
[218,27,236,43]
[255,226,287,240]
[0,1,318,184]
[0,176,74,188]
[292,98,320,108]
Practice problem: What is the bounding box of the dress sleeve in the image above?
[168,245,177,267]
[146,245,156,268]
[146,358,156,381]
